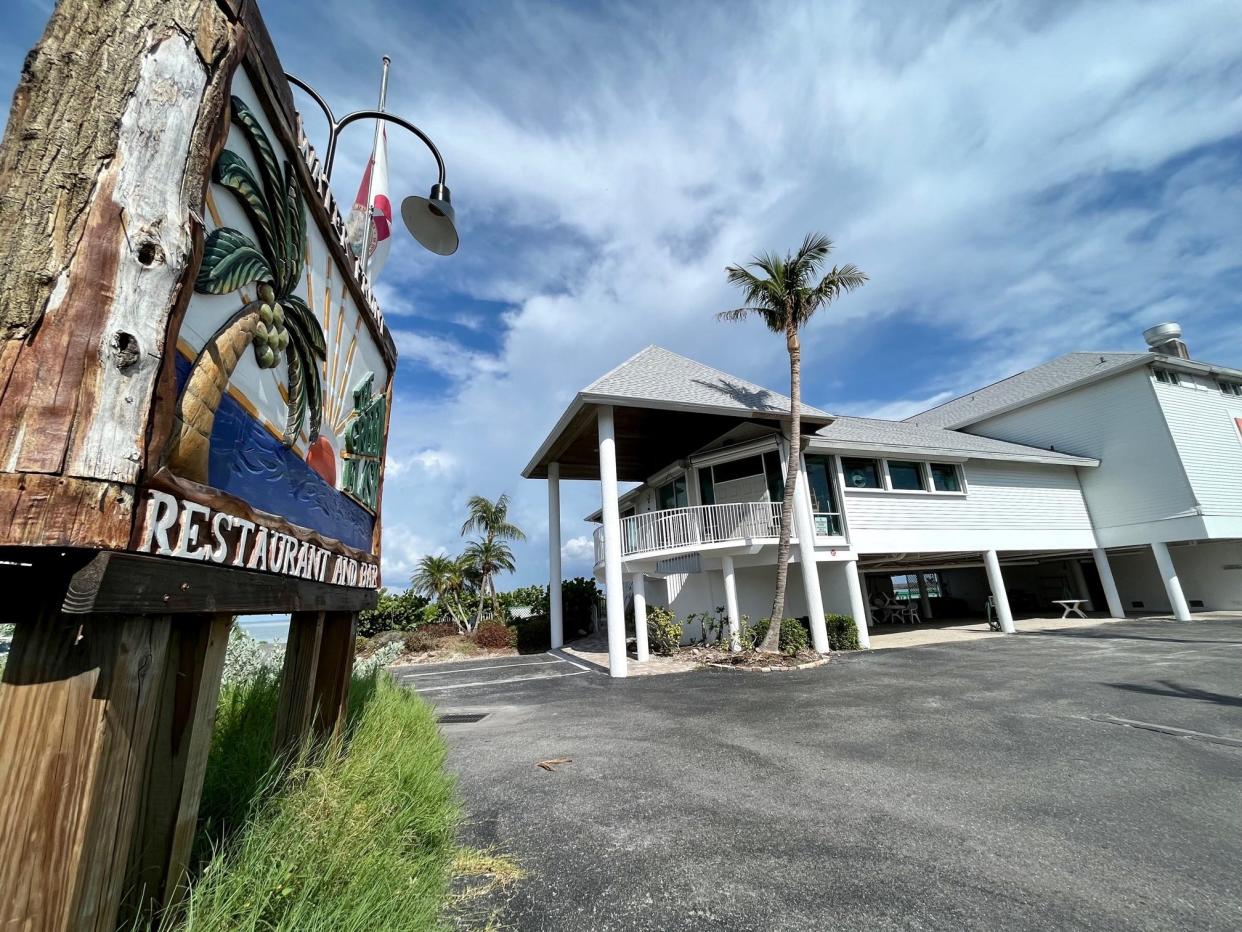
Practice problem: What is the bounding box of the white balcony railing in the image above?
[592,501,791,563]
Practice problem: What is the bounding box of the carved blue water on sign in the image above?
[175,355,374,552]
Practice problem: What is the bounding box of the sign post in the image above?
[0,1,406,927]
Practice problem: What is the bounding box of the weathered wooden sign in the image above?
[0,1,394,603]
[0,1,410,929]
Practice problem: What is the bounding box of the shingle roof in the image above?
[813,416,1096,466]
[906,352,1151,428]
[582,345,831,420]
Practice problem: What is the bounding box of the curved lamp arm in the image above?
[285,72,446,185]
[328,110,447,185]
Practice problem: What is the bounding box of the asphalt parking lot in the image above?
[407,618,1242,931]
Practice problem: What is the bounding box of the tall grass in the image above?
[174,673,458,932]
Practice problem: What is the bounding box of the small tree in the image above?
[460,494,526,627]
[718,233,866,652]
[411,554,472,632]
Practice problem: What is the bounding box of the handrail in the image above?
[591,501,844,563]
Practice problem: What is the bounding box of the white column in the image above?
[917,573,933,620]
[597,406,628,677]
[983,549,1015,634]
[791,457,829,653]
[1151,541,1192,621]
[1068,558,1093,611]
[721,555,741,652]
[547,462,564,649]
[632,573,649,662]
[843,559,871,649]
[1092,548,1126,619]
[860,573,875,627]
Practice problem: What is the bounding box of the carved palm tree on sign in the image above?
[167,96,326,484]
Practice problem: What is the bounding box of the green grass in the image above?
[174,672,459,932]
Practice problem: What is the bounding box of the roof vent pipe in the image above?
[1143,322,1189,359]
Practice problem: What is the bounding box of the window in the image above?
[804,454,841,535]
[1153,369,1180,386]
[711,455,764,483]
[929,462,962,493]
[658,475,688,509]
[698,469,715,506]
[890,572,942,600]
[1218,380,1242,397]
[842,457,881,489]
[888,460,926,491]
[762,450,785,504]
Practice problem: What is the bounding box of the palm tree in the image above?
[462,538,517,629]
[166,96,326,483]
[718,233,866,653]
[460,494,526,626]
[411,553,471,632]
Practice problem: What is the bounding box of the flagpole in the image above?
[358,55,390,277]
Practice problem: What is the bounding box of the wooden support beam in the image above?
[273,611,325,756]
[0,610,172,932]
[312,611,358,738]
[123,613,232,922]
[61,550,379,616]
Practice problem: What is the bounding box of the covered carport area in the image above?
[856,547,1128,642]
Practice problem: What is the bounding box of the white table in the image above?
[1052,599,1089,619]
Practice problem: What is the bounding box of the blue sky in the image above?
[4,0,1241,588]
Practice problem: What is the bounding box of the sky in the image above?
[4,0,1241,590]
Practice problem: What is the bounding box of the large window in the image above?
[804,454,842,535]
[842,457,882,489]
[1218,380,1242,397]
[696,451,784,507]
[888,460,925,491]
[658,475,688,509]
[929,462,962,492]
[890,572,942,600]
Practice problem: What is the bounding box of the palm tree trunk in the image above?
[760,327,802,653]
[165,303,261,482]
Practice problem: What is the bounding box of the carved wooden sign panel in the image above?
[135,68,393,589]
[0,3,394,601]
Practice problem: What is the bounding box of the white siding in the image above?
[967,369,1199,545]
[844,460,1096,553]
[1153,379,1242,522]
[1108,540,1242,613]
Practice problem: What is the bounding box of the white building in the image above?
[523,323,1242,677]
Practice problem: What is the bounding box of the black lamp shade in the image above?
[401,183,459,256]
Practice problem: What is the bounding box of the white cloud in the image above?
[561,536,597,564]
[265,0,1242,588]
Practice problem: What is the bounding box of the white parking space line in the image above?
[402,659,565,678]
[416,669,588,692]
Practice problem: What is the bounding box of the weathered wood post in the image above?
[0,0,398,926]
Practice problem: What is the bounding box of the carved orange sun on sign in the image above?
[306,436,336,485]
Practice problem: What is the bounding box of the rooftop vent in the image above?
[1143,322,1189,359]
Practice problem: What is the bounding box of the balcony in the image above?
[592,502,843,563]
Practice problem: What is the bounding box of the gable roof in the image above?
[582,345,831,419]
[906,352,1152,429]
[522,345,832,481]
[813,416,1097,466]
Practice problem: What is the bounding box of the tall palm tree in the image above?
[462,538,517,629]
[460,494,526,626]
[719,233,866,653]
[166,96,326,483]
[411,553,471,632]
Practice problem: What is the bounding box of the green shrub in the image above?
[175,675,458,931]
[825,613,861,650]
[748,616,811,655]
[646,606,683,655]
[508,617,551,653]
[356,587,432,637]
[474,620,515,649]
